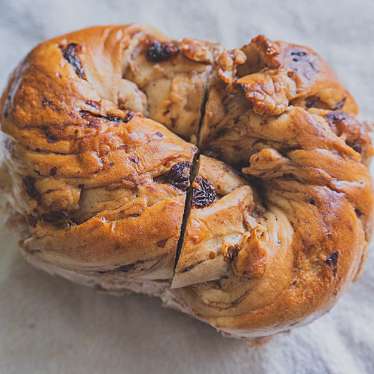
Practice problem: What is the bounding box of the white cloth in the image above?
[0,1,373,373]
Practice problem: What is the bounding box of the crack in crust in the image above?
[0,25,373,340]
[60,43,87,80]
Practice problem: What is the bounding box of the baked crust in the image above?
[0,25,199,281]
[1,26,373,339]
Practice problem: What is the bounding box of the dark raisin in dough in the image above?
[60,43,87,79]
[146,40,179,62]
[192,176,216,208]
[164,161,192,191]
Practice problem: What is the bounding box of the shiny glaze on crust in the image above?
[0,25,373,339]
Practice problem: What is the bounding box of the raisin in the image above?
[350,142,362,154]
[41,211,75,228]
[325,111,361,151]
[192,176,216,208]
[290,50,310,63]
[23,176,40,200]
[355,208,363,217]
[146,40,179,62]
[47,133,59,143]
[106,115,122,123]
[308,198,316,205]
[49,167,58,176]
[290,50,308,58]
[41,97,53,108]
[156,239,168,248]
[163,161,192,191]
[60,43,86,79]
[116,264,135,273]
[79,110,91,120]
[224,245,239,262]
[325,251,339,276]
[85,100,100,109]
[181,264,196,273]
[325,111,347,124]
[333,97,347,110]
[129,155,139,164]
[123,111,134,123]
[305,96,320,108]
[304,95,330,110]
[116,261,145,273]
[80,110,133,124]
[288,49,318,79]
[42,126,59,143]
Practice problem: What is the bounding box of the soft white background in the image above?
[0,1,373,373]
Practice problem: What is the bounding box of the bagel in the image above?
[0,25,373,339]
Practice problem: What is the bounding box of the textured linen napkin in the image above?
[1,1,373,373]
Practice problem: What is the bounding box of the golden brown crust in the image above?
[1,25,373,339]
[172,35,373,338]
[0,25,198,281]
[237,35,358,114]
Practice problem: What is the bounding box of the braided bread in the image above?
[1,25,372,339]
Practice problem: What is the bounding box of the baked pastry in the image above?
[0,25,373,339]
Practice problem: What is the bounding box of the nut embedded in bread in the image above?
[0,25,373,340]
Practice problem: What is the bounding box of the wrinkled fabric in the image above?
[0,0,373,373]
